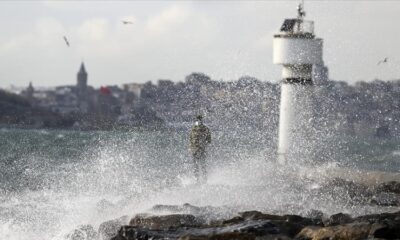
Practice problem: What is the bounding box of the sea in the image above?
[0,128,399,240]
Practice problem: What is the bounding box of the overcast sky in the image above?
[0,1,399,88]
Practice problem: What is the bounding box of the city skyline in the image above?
[1,1,400,88]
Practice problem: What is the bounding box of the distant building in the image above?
[19,81,35,101]
[52,86,79,114]
[123,83,143,99]
[26,82,34,100]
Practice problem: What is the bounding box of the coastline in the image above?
[66,180,400,240]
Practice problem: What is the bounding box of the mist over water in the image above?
[0,128,399,240]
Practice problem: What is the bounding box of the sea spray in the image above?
[0,129,398,240]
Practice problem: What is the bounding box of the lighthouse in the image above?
[273,2,325,163]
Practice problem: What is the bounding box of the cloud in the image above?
[41,1,68,9]
[41,0,81,10]
[146,4,190,35]
[77,18,110,42]
[0,18,65,53]
[254,31,275,49]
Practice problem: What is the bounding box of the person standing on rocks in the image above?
[189,115,211,183]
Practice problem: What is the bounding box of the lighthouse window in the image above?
[280,19,296,32]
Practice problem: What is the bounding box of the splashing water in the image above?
[0,128,398,240]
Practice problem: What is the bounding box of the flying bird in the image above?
[377,57,388,65]
[122,20,134,25]
[63,36,70,47]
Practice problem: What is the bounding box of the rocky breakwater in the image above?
[108,209,400,240]
[66,180,400,240]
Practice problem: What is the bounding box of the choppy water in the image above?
[0,128,399,240]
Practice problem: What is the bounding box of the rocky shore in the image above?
[66,180,400,240]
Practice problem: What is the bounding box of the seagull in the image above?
[63,36,70,47]
[377,57,388,65]
[122,20,133,25]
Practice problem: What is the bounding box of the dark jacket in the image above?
[189,124,211,153]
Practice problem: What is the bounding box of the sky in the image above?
[0,1,399,88]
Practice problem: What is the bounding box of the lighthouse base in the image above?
[277,83,315,164]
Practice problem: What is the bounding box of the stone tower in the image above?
[77,62,87,95]
[77,62,88,112]
[26,82,34,100]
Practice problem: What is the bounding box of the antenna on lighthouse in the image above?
[297,0,306,19]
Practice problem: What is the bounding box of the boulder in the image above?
[110,226,154,240]
[353,211,400,223]
[222,216,245,225]
[238,212,320,237]
[178,232,256,240]
[297,221,400,240]
[113,219,281,240]
[323,213,353,226]
[98,215,129,240]
[129,214,200,230]
[239,211,285,221]
[256,235,292,240]
[369,222,400,239]
[273,221,305,238]
[109,205,400,240]
[296,222,373,240]
[304,209,323,220]
[234,220,279,236]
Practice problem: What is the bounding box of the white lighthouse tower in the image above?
[274,2,325,163]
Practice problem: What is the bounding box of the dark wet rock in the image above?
[284,215,308,224]
[297,211,400,240]
[112,219,280,240]
[237,212,321,237]
[239,211,286,221]
[304,209,323,220]
[353,211,400,223]
[98,215,129,240]
[369,222,400,239]
[108,204,400,240]
[323,213,353,226]
[296,221,400,240]
[376,181,400,194]
[239,212,313,228]
[233,220,279,235]
[222,216,244,225]
[65,224,97,240]
[179,232,256,240]
[129,214,201,230]
[296,222,374,240]
[273,221,305,238]
[110,226,155,240]
[284,215,322,227]
[256,235,292,240]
